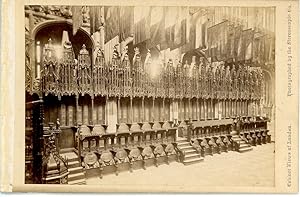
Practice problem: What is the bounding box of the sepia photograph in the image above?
[1,0,299,193]
[23,4,277,187]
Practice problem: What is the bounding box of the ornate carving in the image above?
[78,44,92,96]
[36,41,265,101]
[41,38,60,96]
[94,47,107,96]
[60,41,76,95]
[25,36,33,92]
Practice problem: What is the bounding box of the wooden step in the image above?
[238,146,253,153]
[68,166,84,175]
[183,157,204,165]
[179,146,195,151]
[68,161,81,168]
[176,138,187,143]
[60,152,79,162]
[184,149,197,155]
[239,143,250,148]
[177,141,190,146]
[184,153,201,160]
[68,172,85,182]
[68,178,86,185]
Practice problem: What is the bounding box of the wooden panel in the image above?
[92,101,97,124]
[97,102,103,124]
[77,105,82,124]
[145,98,150,122]
[67,105,74,126]
[83,104,89,125]
[60,103,66,126]
[59,127,74,149]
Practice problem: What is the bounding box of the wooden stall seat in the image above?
[198,138,212,156]
[140,129,155,162]
[97,150,116,179]
[127,124,144,171]
[255,130,262,145]
[151,121,167,166]
[265,130,271,143]
[244,132,255,146]
[220,136,229,152]
[250,131,257,146]
[213,136,226,153]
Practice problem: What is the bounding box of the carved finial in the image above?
[134,47,140,56]
[112,44,119,59]
[48,38,53,46]
[133,47,140,64]
[56,118,60,129]
[192,56,196,64]
[146,49,151,56]
[144,49,151,64]
[79,44,89,55]
[63,41,72,49]
[121,45,129,62]
[199,57,204,64]
[96,48,104,58]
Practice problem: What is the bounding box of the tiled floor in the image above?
[86,143,275,187]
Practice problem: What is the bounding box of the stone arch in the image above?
[31,20,95,49]
[29,20,95,83]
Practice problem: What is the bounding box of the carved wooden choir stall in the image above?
[25,6,274,184]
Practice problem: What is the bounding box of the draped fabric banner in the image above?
[172,7,188,50]
[89,6,103,35]
[244,29,254,61]
[181,8,200,53]
[264,35,275,63]
[119,6,134,42]
[207,23,219,60]
[149,7,166,49]
[237,28,253,62]
[104,36,120,64]
[105,6,120,43]
[220,21,229,61]
[234,25,243,61]
[226,24,235,61]
[72,6,83,35]
[133,7,151,45]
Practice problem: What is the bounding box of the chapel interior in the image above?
[25,5,275,184]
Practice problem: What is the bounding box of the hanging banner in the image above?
[133,6,151,45]
[149,7,166,48]
[105,6,120,43]
[90,6,103,35]
[72,6,83,35]
[119,6,134,42]
[244,29,254,61]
